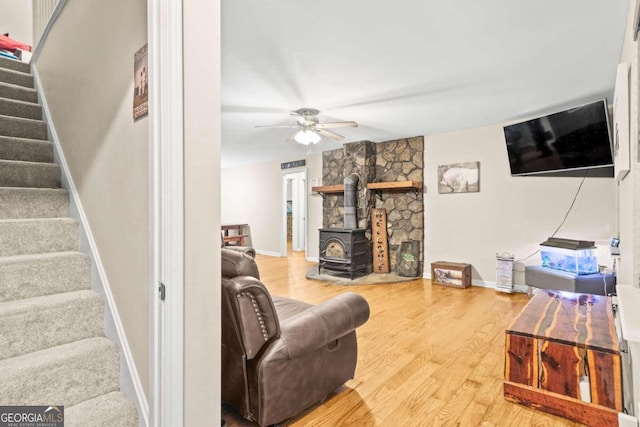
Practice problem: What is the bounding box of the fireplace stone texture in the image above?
[320,136,424,275]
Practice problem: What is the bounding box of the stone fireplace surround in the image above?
[321,136,424,276]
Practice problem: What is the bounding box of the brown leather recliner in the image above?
[221,248,370,426]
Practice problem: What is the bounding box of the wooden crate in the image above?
[430,261,471,288]
[504,290,622,426]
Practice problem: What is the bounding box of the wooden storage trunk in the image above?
[430,261,471,288]
[504,290,622,426]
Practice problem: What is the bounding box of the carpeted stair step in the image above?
[0,290,103,360]
[0,67,34,88]
[66,391,139,427]
[0,337,119,406]
[0,56,31,74]
[0,251,91,302]
[0,218,78,256]
[0,97,42,120]
[0,187,69,219]
[0,159,60,188]
[0,114,47,140]
[0,81,38,103]
[0,135,53,163]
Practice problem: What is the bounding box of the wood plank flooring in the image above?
[223,249,583,426]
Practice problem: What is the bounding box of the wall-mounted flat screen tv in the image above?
[503,100,613,176]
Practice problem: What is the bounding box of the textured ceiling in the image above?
[221,0,629,168]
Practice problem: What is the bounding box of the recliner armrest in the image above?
[277,292,369,359]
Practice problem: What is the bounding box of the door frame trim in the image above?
[148,0,185,426]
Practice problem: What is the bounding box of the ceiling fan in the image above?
[255,108,358,145]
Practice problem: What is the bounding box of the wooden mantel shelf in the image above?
[313,181,423,194]
[366,181,422,191]
[311,184,344,194]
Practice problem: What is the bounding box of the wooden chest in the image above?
[430,261,471,288]
[504,290,622,426]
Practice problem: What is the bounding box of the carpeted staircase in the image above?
[0,56,139,426]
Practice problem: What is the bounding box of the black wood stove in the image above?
[318,228,368,279]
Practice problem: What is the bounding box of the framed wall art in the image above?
[133,43,148,120]
[613,62,630,181]
[437,161,480,193]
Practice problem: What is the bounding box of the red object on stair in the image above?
[0,34,32,53]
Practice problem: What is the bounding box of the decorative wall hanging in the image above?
[613,62,630,181]
[437,161,480,193]
[133,43,148,120]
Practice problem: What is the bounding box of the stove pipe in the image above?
[344,173,359,229]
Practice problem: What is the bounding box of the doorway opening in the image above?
[282,169,307,257]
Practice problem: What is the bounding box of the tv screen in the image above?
[503,100,613,176]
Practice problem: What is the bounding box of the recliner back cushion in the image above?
[222,248,260,279]
[222,276,280,360]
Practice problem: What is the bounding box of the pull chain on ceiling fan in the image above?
[255,108,358,145]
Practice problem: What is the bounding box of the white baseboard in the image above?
[472,279,495,288]
[32,67,149,427]
[472,279,528,293]
[306,256,319,262]
[255,249,283,257]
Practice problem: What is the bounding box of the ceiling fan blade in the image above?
[316,129,345,140]
[255,125,300,128]
[315,121,358,129]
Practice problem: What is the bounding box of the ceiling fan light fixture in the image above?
[294,129,321,145]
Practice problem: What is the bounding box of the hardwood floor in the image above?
[223,249,582,426]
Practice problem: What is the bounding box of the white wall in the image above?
[618,0,639,289]
[221,152,324,258]
[306,152,323,260]
[35,0,149,398]
[425,123,616,286]
[183,0,221,424]
[221,159,287,255]
[0,0,33,47]
[615,0,640,418]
